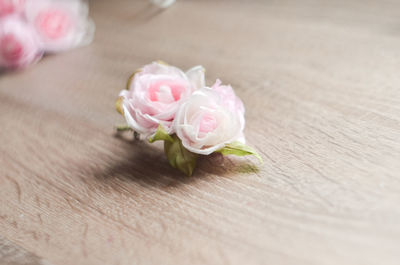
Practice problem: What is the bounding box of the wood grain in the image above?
[1,0,400,264]
[0,236,50,265]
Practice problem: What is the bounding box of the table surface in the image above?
[1,0,400,264]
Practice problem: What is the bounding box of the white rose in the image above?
[174,87,245,155]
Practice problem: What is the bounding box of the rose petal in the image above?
[186,65,205,91]
[0,0,25,17]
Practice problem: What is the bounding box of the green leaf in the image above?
[115,124,132,132]
[148,124,174,143]
[217,141,263,163]
[164,135,198,176]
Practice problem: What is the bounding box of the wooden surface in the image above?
[1,0,400,264]
[0,236,49,265]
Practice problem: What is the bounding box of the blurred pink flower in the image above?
[25,0,94,52]
[0,0,25,17]
[0,16,42,69]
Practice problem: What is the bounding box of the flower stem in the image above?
[115,124,132,132]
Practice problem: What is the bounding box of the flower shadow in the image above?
[196,152,261,177]
[92,132,261,191]
[92,133,203,189]
[0,67,22,77]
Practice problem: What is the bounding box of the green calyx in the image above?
[148,125,262,176]
[148,124,174,143]
[149,125,197,176]
[164,135,198,177]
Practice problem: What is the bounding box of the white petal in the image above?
[186,65,205,90]
[122,104,148,134]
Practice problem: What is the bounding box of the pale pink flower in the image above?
[211,79,245,131]
[0,16,42,69]
[119,62,205,137]
[24,0,94,52]
[0,0,25,17]
[174,87,245,155]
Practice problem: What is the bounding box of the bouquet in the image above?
[116,61,262,176]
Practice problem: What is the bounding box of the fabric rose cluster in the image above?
[116,62,261,176]
[0,0,94,69]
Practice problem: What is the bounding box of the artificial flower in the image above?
[24,0,94,52]
[118,61,205,137]
[0,16,42,69]
[116,62,261,176]
[174,87,244,155]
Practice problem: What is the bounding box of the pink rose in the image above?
[0,0,25,17]
[0,16,42,69]
[174,86,245,155]
[24,0,94,52]
[119,62,205,137]
[211,79,245,131]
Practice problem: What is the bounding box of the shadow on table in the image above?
[92,133,260,190]
[0,56,46,77]
[0,68,11,77]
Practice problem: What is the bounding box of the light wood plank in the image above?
[1,0,400,264]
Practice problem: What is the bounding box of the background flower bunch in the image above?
[116,61,261,176]
[0,0,94,69]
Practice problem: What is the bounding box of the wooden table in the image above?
[1,0,400,264]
